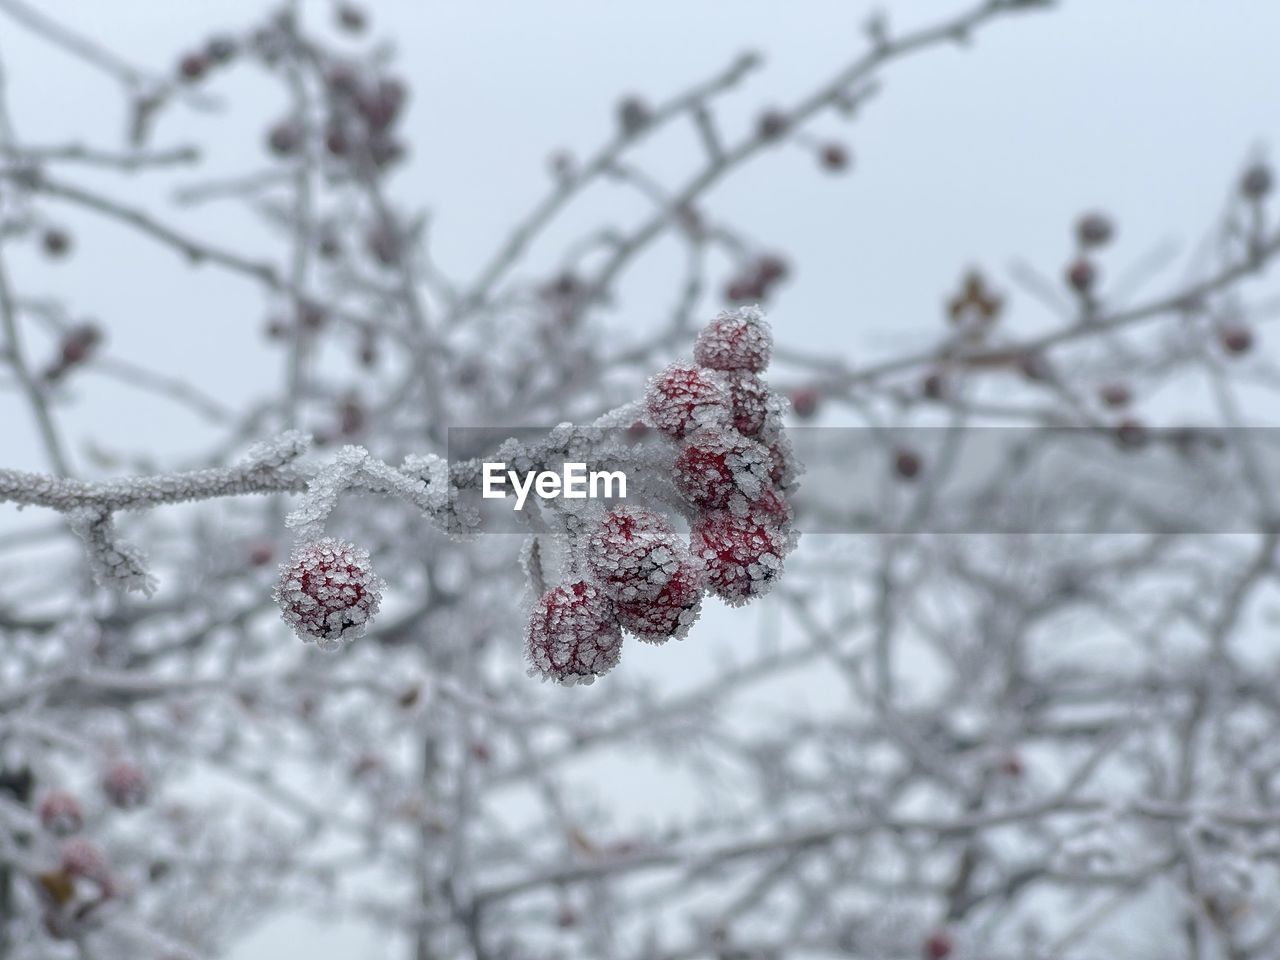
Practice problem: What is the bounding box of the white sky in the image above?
[2,1,1279,955]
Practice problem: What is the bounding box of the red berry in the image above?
[691,511,790,606]
[766,433,801,491]
[922,371,948,401]
[358,78,406,131]
[756,254,789,285]
[248,541,275,566]
[645,363,730,439]
[326,63,361,97]
[583,506,680,604]
[178,52,210,82]
[617,96,653,136]
[61,838,108,883]
[725,276,765,304]
[366,220,402,266]
[1242,163,1273,201]
[673,430,772,511]
[693,307,773,373]
[336,3,368,32]
[325,122,349,157]
[1076,212,1114,247]
[924,930,953,960]
[38,792,83,836]
[267,120,304,157]
[1099,382,1132,408]
[1000,753,1024,777]
[1114,417,1147,449]
[724,372,771,436]
[205,35,238,64]
[102,762,148,810]
[616,555,705,643]
[59,324,102,367]
[42,228,71,259]
[819,142,850,172]
[894,448,922,481]
[1066,257,1097,295]
[1219,324,1254,355]
[743,486,793,530]
[525,581,622,685]
[790,387,819,420]
[758,109,788,140]
[273,537,384,649]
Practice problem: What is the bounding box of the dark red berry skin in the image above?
[894,449,922,481]
[790,388,819,420]
[758,110,788,140]
[1066,258,1097,294]
[1099,383,1131,409]
[924,931,953,960]
[1242,164,1273,200]
[179,53,211,82]
[1219,325,1254,355]
[820,143,850,172]
[42,229,71,258]
[1076,212,1114,247]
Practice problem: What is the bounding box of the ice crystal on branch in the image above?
[274,537,384,650]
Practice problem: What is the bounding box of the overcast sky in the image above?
[3,1,1280,955]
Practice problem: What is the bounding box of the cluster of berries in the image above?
[34,762,149,939]
[525,307,800,685]
[264,65,407,176]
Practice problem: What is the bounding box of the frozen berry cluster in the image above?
[526,307,800,685]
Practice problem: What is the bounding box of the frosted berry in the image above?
[61,838,108,883]
[724,372,770,436]
[267,120,304,157]
[1066,257,1097,295]
[645,363,729,439]
[39,792,83,836]
[924,931,953,960]
[673,430,772,511]
[274,537,384,650]
[922,371,947,401]
[102,762,147,810]
[42,228,72,259]
[366,219,402,266]
[765,432,801,491]
[790,387,819,420]
[178,52,210,82]
[1242,163,1273,201]
[693,307,773,372]
[1076,212,1114,247]
[584,507,682,604]
[739,486,793,530]
[1219,324,1254,355]
[1099,382,1131,408]
[894,448,922,481]
[336,3,368,32]
[756,254,790,285]
[758,109,788,140]
[616,554,705,643]
[691,511,789,606]
[617,96,653,136]
[819,142,850,172]
[60,324,103,367]
[525,581,622,685]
